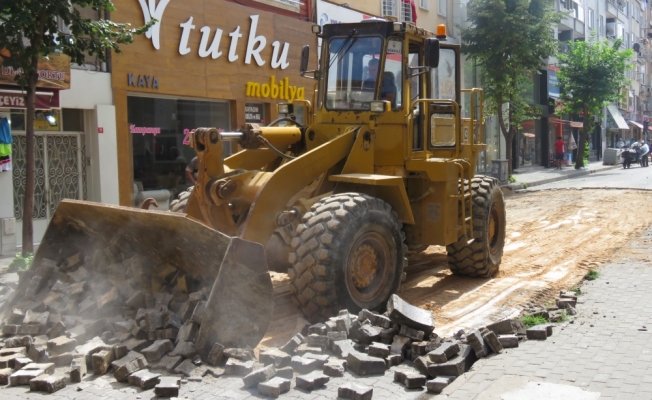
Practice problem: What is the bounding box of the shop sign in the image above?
[0,51,71,89]
[548,66,560,98]
[245,103,264,124]
[138,0,291,70]
[0,90,60,109]
[130,124,161,136]
[128,73,159,89]
[245,76,305,102]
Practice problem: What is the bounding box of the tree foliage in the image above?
[0,0,150,254]
[461,0,564,172]
[557,33,633,169]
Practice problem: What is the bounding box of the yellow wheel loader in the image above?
[33,21,505,354]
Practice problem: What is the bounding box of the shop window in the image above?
[62,109,84,132]
[10,109,25,131]
[128,96,230,199]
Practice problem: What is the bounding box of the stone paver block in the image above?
[224,359,254,376]
[223,347,255,361]
[154,376,180,397]
[70,357,86,383]
[395,369,427,388]
[482,330,503,354]
[295,370,329,391]
[368,342,390,359]
[338,382,373,400]
[466,329,489,358]
[173,358,197,377]
[526,326,548,340]
[307,334,330,348]
[260,348,291,368]
[308,323,327,335]
[9,369,44,386]
[390,335,412,356]
[206,342,225,366]
[127,369,161,390]
[359,309,392,329]
[486,319,526,336]
[13,357,33,370]
[150,355,183,372]
[276,366,293,379]
[327,331,348,346]
[324,359,347,377]
[497,334,519,348]
[290,355,320,374]
[2,325,18,335]
[141,339,174,362]
[280,333,304,354]
[333,339,356,359]
[303,352,329,368]
[0,368,13,385]
[428,342,460,363]
[111,351,148,381]
[169,340,196,358]
[242,364,276,388]
[386,294,435,336]
[399,325,425,341]
[347,351,387,376]
[258,377,291,398]
[29,374,66,393]
[356,325,383,344]
[45,321,66,339]
[23,362,55,375]
[426,376,455,393]
[0,347,27,357]
[413,355,432,376]
[427,345,476,377]
[49,352,73,367]
[92,349,115,376]
[386,354,402,368]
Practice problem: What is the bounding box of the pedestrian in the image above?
[554,136,565,170]
[617,138,624,148]
[185,156,198,185]
[640,140,649,167]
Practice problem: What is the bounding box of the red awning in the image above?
[0,89,59,110]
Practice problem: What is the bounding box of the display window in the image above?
[128,96,230,198]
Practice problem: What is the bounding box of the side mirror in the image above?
[300,45,310,76]
[425,38,440,69]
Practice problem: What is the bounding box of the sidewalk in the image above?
[441,226,652,400]
[502,161,621,190]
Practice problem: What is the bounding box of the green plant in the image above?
[559,309,569,322]
[584,269,600,280]
[509,175,517,183]
[570,286,582,296]
[523,183,528,189]
[519,314,549,328]
[8,253,34,272]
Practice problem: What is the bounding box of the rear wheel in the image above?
[447,176,506,278]
[170,187,194,213]
[288,193,406,321]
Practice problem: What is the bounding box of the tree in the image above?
[0,0,151,255]
[461,0,564,173]
[557,33,633,169]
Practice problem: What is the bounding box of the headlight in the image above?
[370,101,390,113]
[278,103,292,114]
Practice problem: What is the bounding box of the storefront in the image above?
[111,0,316,207]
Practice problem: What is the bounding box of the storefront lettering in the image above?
[130,124,161,136]
[138,0,170,50]
[246,76,304,102]
[176,15,290,69]
[128,73,159,89]
[2,66,66,82]
[0,95,25,107]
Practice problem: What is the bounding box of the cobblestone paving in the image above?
[3,231,652,399]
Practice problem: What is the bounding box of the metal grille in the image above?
[12,133,86,220]
[401,2,413,22]
[383,0,398,17]
[12,135,47,220]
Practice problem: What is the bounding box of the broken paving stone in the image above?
[486,319,526,336]
[390,335,412,356]
[280,333,304,354]
[206,343,225,366]
[141,339,174,362]
[155,376,180,397]
[428,342,460,364]
[307,334,329,348]
[323,359,347,377]
[148,328,178,341]
[27,345,47,364]
[49,352,73,368]
[356,325,382,345]
[176,321,198,344]
[367,342,390,359]
[46,321,66,339]
[412,355,432,376]
[111,351,148,382]
[224,359,254,376]
[380,327,398,344]
[150,355,183,373]
[327,331,347,346]
[242,364,276,388]
[92,349,115,376]
[295,343,322,355]
[427,345,476,377]
[308,323,328,335]
[303,353,329,368]
[427,376,455,394]
[0,368,13,385]
[0,346,27,357]
[339,382,373,400]
[9,308,25,324]
[70,358,87,383]
[290,355,320,374]
[526,325,549,340]
[386,354,402,368]
[258,377,291,398]
[190,301,207,324]
[482,330,503,354]
[332,339,356,359]
[295,370,329,391]
[466,330,489,358]
[359,309,391,329]
[169,340,196,358]
[47,336,77,355]
[399,325,425,341]
[276,366,293,379]
[259,348,291,368]
[18,324,41,335]
[223,347,255,361]
[2,325,18,335]
[394,369,427,388]
[347,351,386,376]
[387,294,435,337]
[29,374,66,393]
[173,359,197,377]
[13,357,33,370]
[23,363,55,375]
[9,369,44,386]
[127,369,161,390]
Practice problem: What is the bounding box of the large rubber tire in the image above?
[447,176,506,278]
[288,193,406,321]
[170,187,194,213]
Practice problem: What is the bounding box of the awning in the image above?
[0,89,59,110]
[629,121,643,129]
[607,104,630,130]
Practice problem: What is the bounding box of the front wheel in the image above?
[287,193,406,321]
[447,176,506,278]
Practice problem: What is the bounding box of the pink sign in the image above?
[130,124,161,136]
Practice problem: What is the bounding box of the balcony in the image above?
[606,0,626,18]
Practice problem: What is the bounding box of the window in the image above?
[438,0,447,16]
[420,0,429,10]
[429,48,458,147]
[383,0,397,18]
[588,8,594,29]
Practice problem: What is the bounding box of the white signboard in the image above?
[317,1,370,26]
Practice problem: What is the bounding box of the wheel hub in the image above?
[346,230,392,304]
[350,244,378,288]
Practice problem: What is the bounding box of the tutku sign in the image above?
[137,0,291,69]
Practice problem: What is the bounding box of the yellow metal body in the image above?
[183,21,486,269]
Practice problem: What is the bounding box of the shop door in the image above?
[12,133,87,246]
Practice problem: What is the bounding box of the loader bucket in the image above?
[34,199,274,356]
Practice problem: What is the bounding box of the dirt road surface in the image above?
[261,189,652,348]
